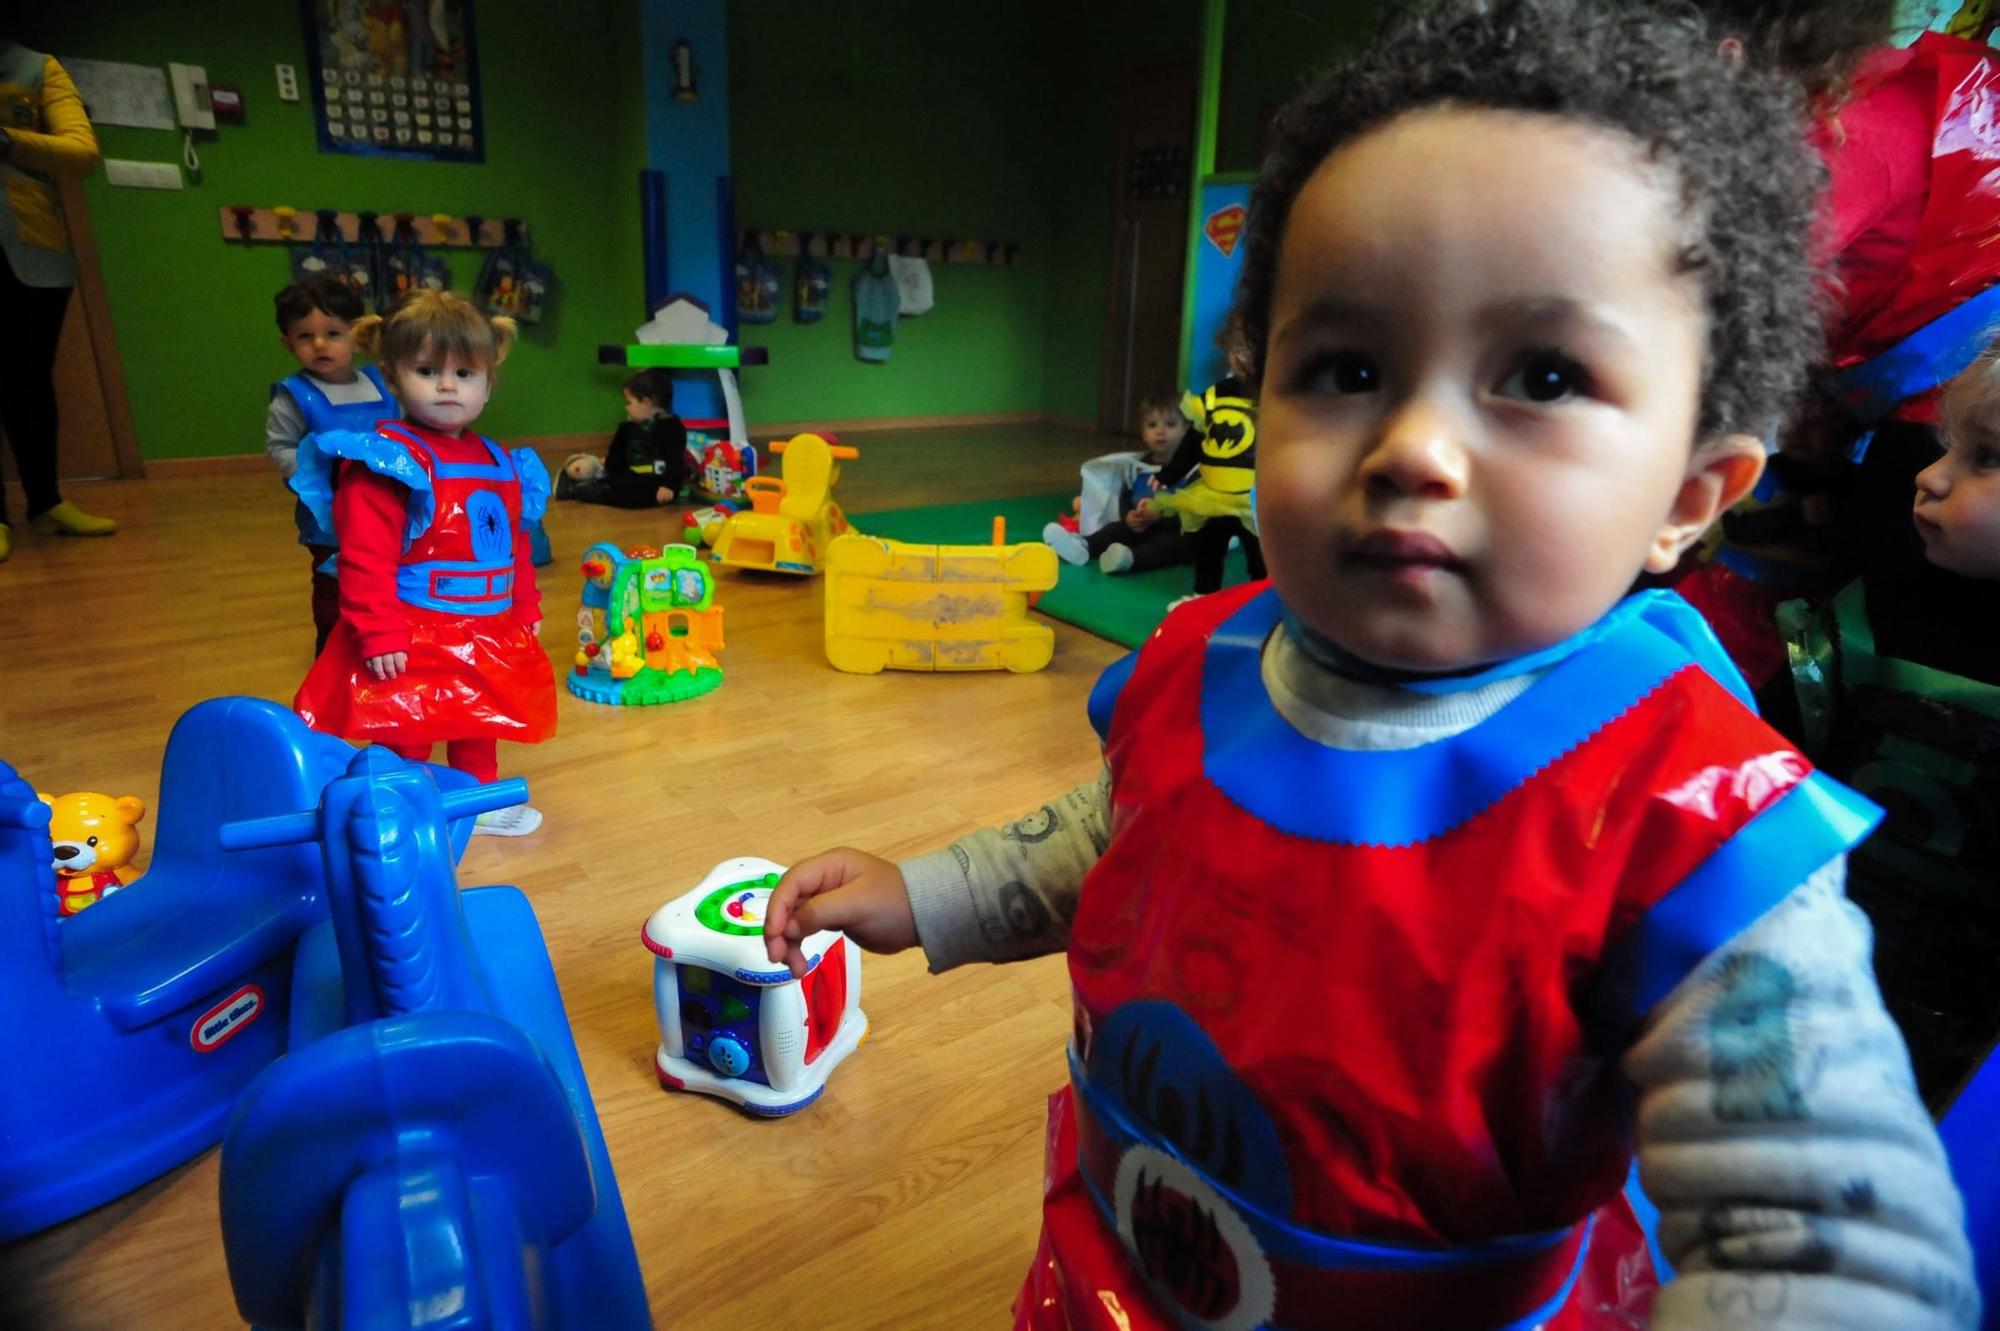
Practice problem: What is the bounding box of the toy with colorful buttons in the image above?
[641,857,867,1116]
[569,541,725,706]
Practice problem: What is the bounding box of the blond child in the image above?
[290,290,555,836]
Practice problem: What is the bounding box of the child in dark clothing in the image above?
[1044,392,1195,575]
[559,369,689,508]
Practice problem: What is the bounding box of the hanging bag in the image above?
[851,247,898,363]
[735,235,781,325]
[353,211,388,307]
[475,218,521,315]
[793,232,830,324]
[512,222,553,325]
[382,215,431,303]
[291,209,346,284]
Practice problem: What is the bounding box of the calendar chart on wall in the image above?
[301,0,484,163]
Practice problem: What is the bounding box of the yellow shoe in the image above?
[0,524,10,563]
[30,501,116,537]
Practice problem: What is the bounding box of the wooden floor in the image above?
[0,423,1127,1330]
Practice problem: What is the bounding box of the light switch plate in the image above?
[276,63,299,102]
[104,159,183,190]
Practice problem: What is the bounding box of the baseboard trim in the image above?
[746,410,1060,439]
[143,454,271,478]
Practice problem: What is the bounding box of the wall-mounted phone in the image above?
[169,63,215,130]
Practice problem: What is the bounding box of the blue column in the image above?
[641,0,732,420]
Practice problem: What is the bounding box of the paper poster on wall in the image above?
[301,0,485,163]
[60,58,176,130]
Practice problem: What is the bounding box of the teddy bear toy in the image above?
[39,790,146,916]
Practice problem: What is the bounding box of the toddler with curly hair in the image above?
[762,3,1978,1326]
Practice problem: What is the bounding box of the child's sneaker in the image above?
[1042,521,1088,566]
[474,804,543,837]
[1099,543,1134,574]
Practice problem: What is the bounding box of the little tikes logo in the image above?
[1204,204,1247,258]
[190,985,265,1053]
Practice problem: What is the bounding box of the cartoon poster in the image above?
[302,0,484,163]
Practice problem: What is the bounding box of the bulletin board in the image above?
[301,0,485,163]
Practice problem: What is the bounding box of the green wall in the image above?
[1038,0,1203,424]
[30,1,1397,458]
[27,0,644,461]
[1214,3,1389,175]
[725,2,1056,427]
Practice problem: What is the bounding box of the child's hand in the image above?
[365,651,408,680]
[763,848,918,978]
[1126,500,1158,531]
[526,619,541,638]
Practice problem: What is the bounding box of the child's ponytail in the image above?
[489,315,517,368]
[349,313,386,358]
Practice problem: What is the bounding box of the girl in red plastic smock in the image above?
[754,4,1978,1329]
[290,290,555,835]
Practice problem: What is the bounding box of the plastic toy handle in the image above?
[744,475,787,514]
[992,516,1006,546]
[218,810,314,851]
[0,794,52,832]
[438,777,529,822]
[220,779,529,850]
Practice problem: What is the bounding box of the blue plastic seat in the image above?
[219,745,650,1331]
[0,699,354,1241]
[0,698,483,1242]
[223,1010,598,1330]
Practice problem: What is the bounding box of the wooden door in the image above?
[1097,54,1197,435]
[1,175,141,489]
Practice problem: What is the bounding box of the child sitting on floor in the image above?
[557,368,689,508]
[1043,391,1194,576]
[760,3,1978,1328]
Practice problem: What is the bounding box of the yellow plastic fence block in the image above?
[824,533,1058,674]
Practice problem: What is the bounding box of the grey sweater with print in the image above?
[898,624,1978,1331]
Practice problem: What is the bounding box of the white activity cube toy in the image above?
[642,857,867,1115]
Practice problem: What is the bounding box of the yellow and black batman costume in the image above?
[1154,377,1257,533]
